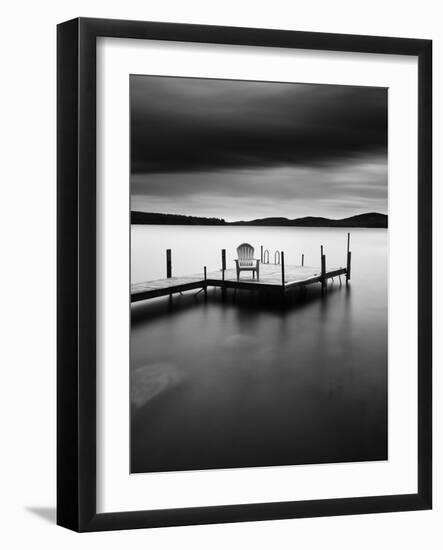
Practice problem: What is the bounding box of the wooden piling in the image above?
[321,245,326,292]
[204,266,207,299]
[281,251,285,287]
[260,245,263,263]
[301,253,304,267]
[166,249,172,278]
[346,232,351,283]
[221,249,226,281]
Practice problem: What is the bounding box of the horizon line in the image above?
[131,210,388,223]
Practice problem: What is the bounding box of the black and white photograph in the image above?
[54,10,433,537]
[0,0,436,542]
[130,75,388,474]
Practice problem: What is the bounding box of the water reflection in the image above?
[131,362,185,409]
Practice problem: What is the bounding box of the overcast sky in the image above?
[130,75,387,221]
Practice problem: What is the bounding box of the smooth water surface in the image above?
[130,226,387,473]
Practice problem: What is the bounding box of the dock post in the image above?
[204,266,208,300]
[301,253,304,267]
[280,251,286,305]
[346,232,351,284]
[321,245,326,293]
[221,249,226,300]
[261,245,263,263]
[166,249,172,278]
[281,251,285,287]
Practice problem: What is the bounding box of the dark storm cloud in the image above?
[130,76,387,175]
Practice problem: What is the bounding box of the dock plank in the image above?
[131,263,347,302]
[131,276,204,294]
[206,264,344,286]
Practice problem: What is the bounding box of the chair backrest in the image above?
[237,243,255,260]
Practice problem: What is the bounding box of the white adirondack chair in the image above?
[235,243,260,280]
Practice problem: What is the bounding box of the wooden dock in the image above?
[131,264,347,303]
[131,235,352,303]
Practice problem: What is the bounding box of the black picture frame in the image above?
[57,17,432,532]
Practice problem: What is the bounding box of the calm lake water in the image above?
[130,225,388,473]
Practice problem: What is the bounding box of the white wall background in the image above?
[0,0,440,548]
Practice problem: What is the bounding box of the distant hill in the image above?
[234,212,388,228]
[131,211,226,225]
[131,211,387,228]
